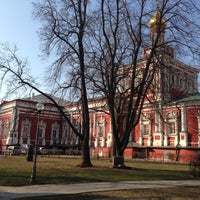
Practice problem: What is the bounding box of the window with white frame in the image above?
[0,120,2,138]
[165,112,177,135]
[97,118,106,138]
[143,123,150,135]
[21,119,31,138]
[141,115,151,136]
[4,119,10,138]
[38,128,43,138]
[62,122,69,143]
[51,122,59,144]
[169,121,175,134]
[166,120,176,135]
[38,120,46,139]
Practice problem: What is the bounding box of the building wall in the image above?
[0,99,65,151]
[0,94,200,163]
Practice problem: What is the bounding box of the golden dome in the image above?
[149,10,167,29]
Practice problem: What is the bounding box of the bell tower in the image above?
[142,1,174,59]
[149,10,167,45]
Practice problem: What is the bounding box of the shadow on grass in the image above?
[36,167,194,185]
[14,194,122,200]
[0,164,196,186]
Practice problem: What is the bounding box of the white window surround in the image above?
[164,112,179,147]
[139,114,152,146]
[95,117,106,147]
[165,112,178,136]
[97,118,106,138]
[38,120,46,145]
[62,122,69,144]
[0,120,3,138]
[140,114,152,137]
[50,122,59,145]
[21,119,31,138]
[4,119,10,138]
[20,119,31,145]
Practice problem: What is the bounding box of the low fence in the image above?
[40,148,81,156]
[132,151,199,164]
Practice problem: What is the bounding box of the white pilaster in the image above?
[180,105,188,146]
[164,135,168,146]
[198,115,200,147]
[153,110,163,146]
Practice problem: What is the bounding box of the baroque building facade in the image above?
[0,10,200,163]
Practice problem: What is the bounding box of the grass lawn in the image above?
[0,155,196,186]
[1,156,199,199]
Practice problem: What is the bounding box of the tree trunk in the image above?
[78,135,93,167]
[111,136,126,168]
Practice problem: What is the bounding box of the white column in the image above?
[155,111,159,133]
[101,138,105,147]
[139,120,143,145]
[147,136,151,146]
[198,115,200,147]
[153,110,163,146]
[180,104,188,146]
[164,135,168,146]
[181,105,187,132]
[174,117,179,147]
[106,117,112,147]
[27,136,30,145]
[20,136,23,144]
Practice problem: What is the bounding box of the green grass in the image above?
[0,155,196,186]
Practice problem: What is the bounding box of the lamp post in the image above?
[30,102,44,184]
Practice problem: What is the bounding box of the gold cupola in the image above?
[149,10,167,29]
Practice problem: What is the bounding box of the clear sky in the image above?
[0,1,199,100]
[0,0,45,77]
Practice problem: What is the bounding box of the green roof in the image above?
[176,93,200,103]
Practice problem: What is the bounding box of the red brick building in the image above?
[0,10,200,163]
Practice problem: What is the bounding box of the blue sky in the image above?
[0,0,45,77]
[0,1,199,100]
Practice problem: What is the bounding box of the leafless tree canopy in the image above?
[86,0,200,156]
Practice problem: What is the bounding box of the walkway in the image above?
[1,180,200,200]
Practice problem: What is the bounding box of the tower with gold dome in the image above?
[149,10,167,44]
[142,6,174,59]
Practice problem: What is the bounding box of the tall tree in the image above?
[88,0,200,164]
[33,0,93,167]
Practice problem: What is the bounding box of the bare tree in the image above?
[0,43,93,169]
[0,43,82,141]
[88,0,200,165]
[33,0,94,167]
